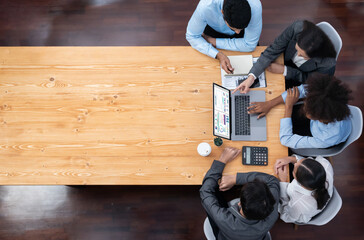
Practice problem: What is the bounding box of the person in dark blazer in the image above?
[200,147,279,240]
[233,20,337,94]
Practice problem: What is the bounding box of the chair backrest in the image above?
[316,22,342,60]
[298,187,342,226]
[343,105,363,147]
[203,217,216,240]
[291,105,363,157]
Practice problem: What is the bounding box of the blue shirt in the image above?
[186,0,262,58]
[279,85,351,149]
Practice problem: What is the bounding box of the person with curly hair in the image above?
[247,73,352,149]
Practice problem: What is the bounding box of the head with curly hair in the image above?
[303,73,352,123]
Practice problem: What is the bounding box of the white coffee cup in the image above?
[197,142,212,157]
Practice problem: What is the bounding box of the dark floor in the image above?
[0,0,363,239]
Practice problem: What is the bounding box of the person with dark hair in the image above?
[274,154,333,223]
[233,20,337,94]
[186,0,262,74]
[246,73,352,149]
[201,147,279,240]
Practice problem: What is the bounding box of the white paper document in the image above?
[221,57,266,90]
[223,55,253,76]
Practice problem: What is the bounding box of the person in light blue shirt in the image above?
[247,73,352,149]
[186,0,262,74]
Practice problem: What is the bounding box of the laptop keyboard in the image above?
[235,95,251,135]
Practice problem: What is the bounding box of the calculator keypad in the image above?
[252,147,268,165]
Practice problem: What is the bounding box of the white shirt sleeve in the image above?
[283,65,288,76]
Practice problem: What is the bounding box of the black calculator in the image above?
[242,146,268,166]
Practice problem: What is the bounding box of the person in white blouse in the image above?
[274,155,334,223]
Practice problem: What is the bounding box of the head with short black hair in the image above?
[297,20,336,59]
[223,0,251,30]
[303,73,352,123]
[240,179,275,220]
[295,158,330,209]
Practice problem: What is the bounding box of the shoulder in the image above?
[277,20,304,41]
[196,0,219,12]
[288,182,316,207]
[246,0,262,10]
[199,0,220,7]
[339,118,352,132]
[194,0,222,19]
[314,57,336,67]
[332,118,352,129]
[290,20,305,32]
[287,179,301,193]
[315,156,333,171]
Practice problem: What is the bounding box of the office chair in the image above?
[316,22,342,60]
[203,217,216,240]
[203,198,272,240]
[295,187,342,226]
[291,105,363,157]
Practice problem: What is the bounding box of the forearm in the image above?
[286,156,297,164]
[269,95,284,109]
[202,160,225,183]
[200,160,225,203]
[216,37,257,52]
[284,105,293,118]
[186,34,218,58]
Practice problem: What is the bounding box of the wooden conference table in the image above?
[0,46,287,185]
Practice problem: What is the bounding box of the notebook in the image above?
[222,55,253,76]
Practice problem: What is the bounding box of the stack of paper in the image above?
[221,55,266,90]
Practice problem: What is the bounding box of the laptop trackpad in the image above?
[250,114,266,127]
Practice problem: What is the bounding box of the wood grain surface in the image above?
[0,46,286,184]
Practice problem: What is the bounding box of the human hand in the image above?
[267,63,285,74]
[218,147,241,164]
[202,33,216,48]
[216,52,234,74]
[232,75,255,94]
[219,174,237,191]
[274,156,296,175]
[247,101,272,119]
[277,164,288,182]
[285,87,300,109]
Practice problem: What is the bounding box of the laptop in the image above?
[213,83,267,141]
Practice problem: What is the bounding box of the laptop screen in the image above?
[213,84,230,139]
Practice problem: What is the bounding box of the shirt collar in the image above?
[291,179,313,196]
